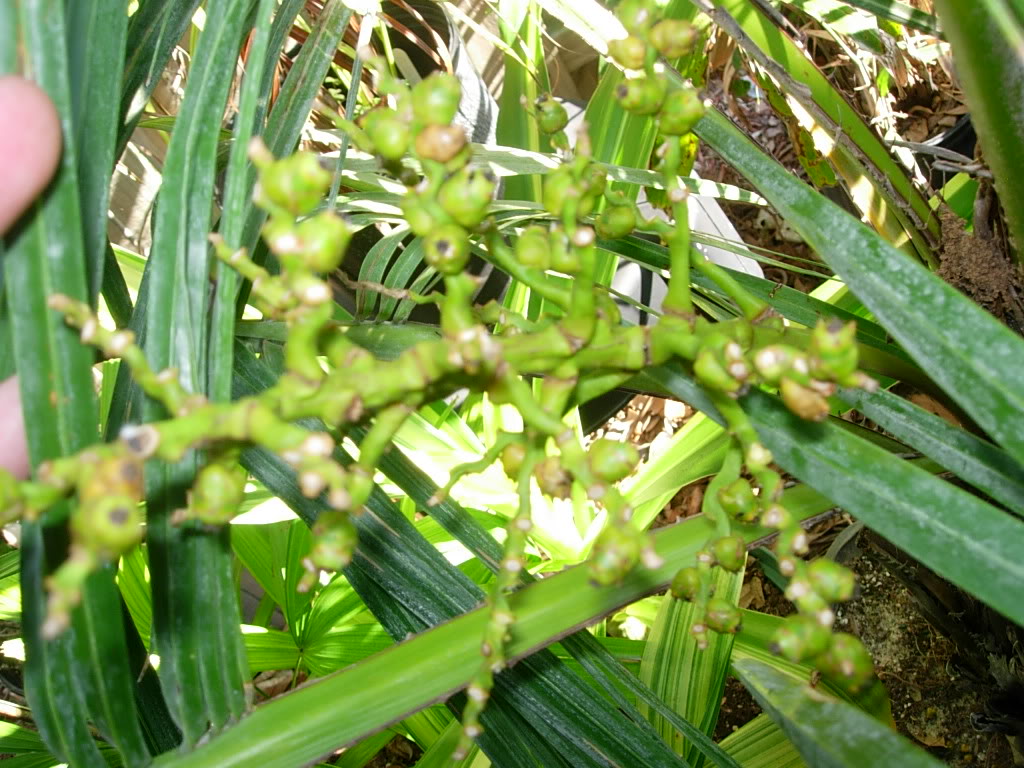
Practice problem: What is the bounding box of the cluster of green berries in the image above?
[609,1,705,136]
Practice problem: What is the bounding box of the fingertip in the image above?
[0,75,63,233]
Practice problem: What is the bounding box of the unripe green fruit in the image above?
[704,598,742,634]
[414,123,468,163]
[74,494,142,557]
[807,558,856,603]
[616,0,658,35]
[515,226,551,269]
[438,167,497,229]
[258,151,331,217]
[542,166,576,217]
[718,477,759,523]
[411,72,462,125]
[649,19,698,58]
[587,438,640,483]
[809,318,858,380]
[549,230,581,274]
[616,76,667,116]
[670,566,701,601]
[295,211,354,273]
[190,461,247,525]
[771,614,831,662]
[712,535,747,572]
[310,511,358,570]
[583,163,607,198]
[780,377,829,422]
[596,204,637,239]
[500,442,527,480]
[362,108,411,161]
[536,95,569,134]
[694,345,743,395]
[777,525,810,556]
[608,35,647,70]
[815,633,875,693]
[0,468,21,521]
[590,524,642,586]
[533,456,572,499]
[753,344,801,384]
[658,87,705,136]
[423,224,470,276]
[401,193,440,238]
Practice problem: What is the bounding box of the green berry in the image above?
[718,478,759,523]
[295,211,355,273]
[587,438,640,484]
[548,229,581,274]
[310,511,358,570]
[542,166,575,217]
[515,226,551,269]
[694,346,743,395]
[616,0,658,35]
[712,535,747,572]
[596,204,637,239]
[704,597,742,634]
[73,494,142,558]
[190,461,247,525]
[362,108,411,161]
[423,224,470,276]
[590,524,642,585]
[401,193,440,238]
[500,442,526,480]
[771,614,831,662]
[809,318,858,381]
[616,76,667,116]
[670,566,702,601]
[776,525,809,557]
[0,468,23,522]
[649,19,698,58]
[608,35,647,70]
[414,124,468,164]
[780,377,829,422]
[533,456,572,499]
[807,558,856,603]
[258,151,331,216]
[535,95,569,134]
[411,72,462,125]
[753,344,802,384]
[815,633,875,693]
[438,167,497,229]
[658,87,705,135]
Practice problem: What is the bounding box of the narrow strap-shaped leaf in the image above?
[645,361,1024,628]
[118,0,203,153]
[231,348,692,768]
[3,3,151,764]
[733,659,944,768]
[141,0,254,742]
[209,0,279,402]
[932,1,1024,262]
[741,388,1024,627]
[235,0,352,313]
[151,496,812,768]
[351,426,741,768]
[840,387,1024,516]
[718,713,806,768]
[640,568,744,764]
[66,0,127,302]
[693,105,1024,467]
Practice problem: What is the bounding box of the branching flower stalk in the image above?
[0,3,881,753]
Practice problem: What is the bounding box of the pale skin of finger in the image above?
[0,76,63,479]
